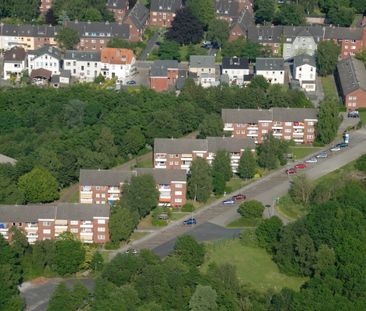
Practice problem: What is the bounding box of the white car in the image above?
[305,157,318,163]
[330,146,341,152]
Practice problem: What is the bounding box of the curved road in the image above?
[110,127,366,259]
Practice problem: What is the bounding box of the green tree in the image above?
[121,174,160,218]
[207,19,230,47]
[289,174,313,205]
[256,216,283,250]
[238,149,256,179]
[189,285,217,311]
[83,7,103,21]
[316,97,340,144]
[174,235,205,266]
[91,252,104,271]
[328,6,354,27]
[188,157,212,202]
[237,200,264,218]
[316,40,340,76]
[198,114,224,138]
[313,244,336,276]
[70,281,89,310]
[212,150,232,182]
[47,282,72,311]
[53,238,85,275]
[212,171,226,195]
[274,4,305,26]
[254,0,275,24]
[56,27,80,50]
[158,40,180,60]
[121,126,145,156]
[186,0,215,27]
[19,166,59,203]
[249,75,270,91]
[9,226,29,257]
[257,134,289,169]
[355,154,366,173]
[109,206,138,244]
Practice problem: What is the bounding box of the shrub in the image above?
[181,203,195,212]
[237,200,265,219]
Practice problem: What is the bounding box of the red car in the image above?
[294,163,306,169]
[232,194,246,202]
[286,168,296,175]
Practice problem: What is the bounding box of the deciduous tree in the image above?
[290,174,313,205]
[175,235,205,266]
[316,40,340,76]
[158,40,180,60]
[198,114,224,138]
[186,0,215,27]
[188,157,212,202]
[53,238,85,275]
[56,27,80,50]
[238,149,256,179]
[253,0,275,24]
[109,206,139,244]
[238,200,264,218]
[212,150,232,182]
[189,285,217,311]
[207,19,230,47]
[256,216,283,250]
[274,4,305,26]
[316,97,340,144]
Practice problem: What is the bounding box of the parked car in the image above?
[305,157,318,163]
[339,142,348,148]
[316,152,328,158]
[126,80,136,85]
[286,168,296,175]
[330,145,341,152]
[183,218,197,225]
[348,111,359,118]
[294,163,306,169]
[125,248,138,254]
[222,198,235,205]
[232,194,246,202]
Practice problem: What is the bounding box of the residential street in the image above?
[139,31,160,61]
[110,127,366,259]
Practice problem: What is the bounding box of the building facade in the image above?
[222,108,318,144]
[64,50,102,82]
[124,2,150,42]
[149,60,179,92]
[255,58,285,85]
[149,0,182,27]
[3,46,26,80]
[27,45,61,76]
[0,204,110,244]
[247,26,283,56]
[100,48,136,82]
[292,54,316,92]
[106,0,129,23]
[221,56,249,86]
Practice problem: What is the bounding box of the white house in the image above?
[255,58,285,84]
[293,54,316,92]
[100,48,136,82]
[221,56,249,86]
[3,46,26,80]
[64,50,102,82]
[27,45,61,76]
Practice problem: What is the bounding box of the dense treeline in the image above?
[0,83,312,204]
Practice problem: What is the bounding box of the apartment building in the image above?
[247,26,283,56]
[3,46,26,80]
[149,60,179,92]
[64,50,102,82]
[79,169,133,205]
[106,0,129,23]
[100,48,136,82]
[124,1,150,42]
[154,137,255,173]
[292,54,317,92]
[149,0,182,27]
[215,0,240,23]
[136,168,187,206]
[27,45,61,76]
[221,56,249,86]
[229,9,254,41]
[336,57,366,111]
[0,203,110,244]
[222,108,318,144]
[255,58,285,85]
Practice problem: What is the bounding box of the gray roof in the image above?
[215,0,239,19]
[176,69,187,90]
[80,169,133,186]
[107,0,129,9]
[154,138,208,153]
[337,57,366,95]
[222,56,248,69]
[255,58,284,71]
[283,26,325,43]
[135,168,186,183]
[222,108,317,123]
[233,9,254,33]
[126,1,150,30]
[64,50,101,61]
[29,45,61,60]
[293,54,316,69]
[247,25,283,43]
[150,0,182,12]
[190,55,215,68]
[207,137,255,152]
[64,21,130,40]
[0,154,17,165]
[325,26,363,40]
[0,24,58,38]
[150,60,179,77]
[0,203,109,223]
[4,46,26,62]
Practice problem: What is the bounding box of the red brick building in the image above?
[0,204,110,244]
[154,137,255,173]
[149,0,182,27]
[106,0,129,23]
[215,0,240,23]
[149,60,179,92]
[229,9,254,42]
[124,2,150,42]
[336,56,366,111]
[222,108,318,144]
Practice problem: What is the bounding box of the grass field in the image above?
[202,239,306,292]
[225,177,247,193]
[227,217,262,228]
[359,110,366,125]
[276,194,307,220]
[321,75,338,99]
[289,146,322,160]
[135,157,153,168]
[170,212,191,221]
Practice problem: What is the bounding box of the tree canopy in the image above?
[316,40,340,76]
[188,157,212,202]
[316,97,341,144]
[56,27,80,50]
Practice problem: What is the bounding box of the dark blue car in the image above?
[183,218,197,225]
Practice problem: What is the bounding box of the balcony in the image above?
[273,132,283,136]
[293,125,304,129]
[247,126,258,130]
[247,132,258,137]
[155,164,166,169]
[293,132,304,136]
[108,188,120,194]
[155,157,167,162]
[272,123,283,129]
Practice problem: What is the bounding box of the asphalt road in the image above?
[139,31,160,61]
[110,127,366,259]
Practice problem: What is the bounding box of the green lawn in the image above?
[321,75,338,99]
[359,110,366,125]
[225,177,247,193]
[276,194,307,220]
[202,239,306,292]
[289,146,322,160]
[315,160,356,185]
[170,212,191,221]
[135,158,153,168]
[227,217,262,228]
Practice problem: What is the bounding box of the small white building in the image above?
[255,58,285,84]
[221,56,249,86]
[27,45,61,76]
[100,48,136,83]
[3,46,26,80]
[293,54,316,92]
[197,73,219,88]
[64,50,102,82]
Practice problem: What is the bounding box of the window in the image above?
[96,193,100,198]
[70,228,78,233]
[43,229,51,234]
[70,220,78,225]
[285,122,292,126]
[175,191,182,195]
[43,221,51,226]
[262,130,268,134]
[101,193,106,198]
[285,129,292,133]
[175,184,183,188]
[174,161,179,165]
[175,198,182,203]
[97,219,105,224]
[98,235,105,240]
[307,135,314,140]
[97,227,105,232]
[96,186,100,190]
[307,121,314,126]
